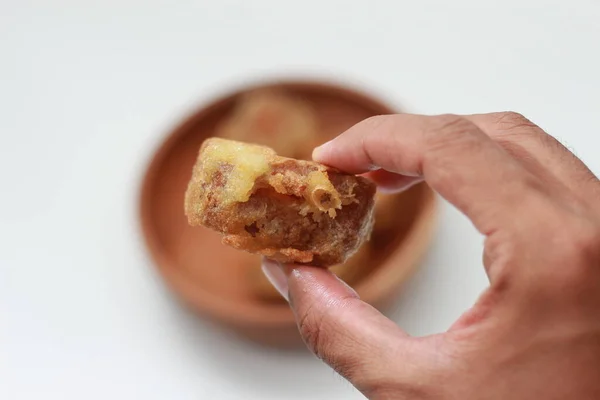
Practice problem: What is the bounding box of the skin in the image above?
[261,112,600,399]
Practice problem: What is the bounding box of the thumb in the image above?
[261,258,440,397]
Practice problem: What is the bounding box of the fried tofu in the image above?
[184,138,376,266]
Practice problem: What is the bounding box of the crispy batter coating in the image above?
[184,138,376,266]
[250,241,372,299]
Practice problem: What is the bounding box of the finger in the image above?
[361,169,422,193]
[313,114,544,235]
[261,258,438,397]
[465,112,600,201]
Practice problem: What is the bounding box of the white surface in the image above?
[2,1,600,399]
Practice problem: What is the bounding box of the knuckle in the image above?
[421,114,484,178]
[488,113,581,167]
[488,112,550,149]
[485,112,567,167]
[429,114,476,136]
[493,111,540,132]
[426,114,482,147]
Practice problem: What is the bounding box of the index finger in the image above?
[313,114,545,235]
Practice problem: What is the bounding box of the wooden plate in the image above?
[139,80,437,346]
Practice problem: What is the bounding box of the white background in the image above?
[2,1,599,399]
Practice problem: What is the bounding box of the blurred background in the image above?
[1,1,599,399]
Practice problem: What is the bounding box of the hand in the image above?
[261,113,600,399]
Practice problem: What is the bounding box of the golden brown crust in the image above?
[249,241,372,300]
[184,138,376,266]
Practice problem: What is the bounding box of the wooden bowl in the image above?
[139,80,437,347]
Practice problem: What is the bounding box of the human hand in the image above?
[261,113,600,399]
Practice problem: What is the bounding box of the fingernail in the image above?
[261,258,289,301]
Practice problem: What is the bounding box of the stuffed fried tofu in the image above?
[184,138,376,266]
